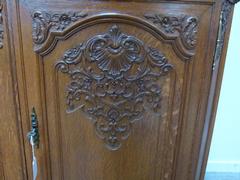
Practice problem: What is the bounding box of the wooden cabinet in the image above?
[0,0,238,179]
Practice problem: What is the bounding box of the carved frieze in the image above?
[0,1,3,49]
[31,10,200,60]
[144,14,198,51]
[32,11,88,46]
[56,25,173,150]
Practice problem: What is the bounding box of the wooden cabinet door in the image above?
[11,0,234,179]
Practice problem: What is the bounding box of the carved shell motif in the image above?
[56,25,173,150]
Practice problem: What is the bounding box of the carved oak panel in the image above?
[14,1,230,179]
[27,4,204,178]
[30,10,200,151]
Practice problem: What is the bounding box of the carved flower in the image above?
[51,14,72,30]
[55,12,87,30]
[144,14,183,34]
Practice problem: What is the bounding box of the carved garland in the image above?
[0,1,3,49]
[144,13,198,51]
[56,25,173,150]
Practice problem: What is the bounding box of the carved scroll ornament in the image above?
[56,25,173,150]
[144,13,198,51]
[32,11,87,46]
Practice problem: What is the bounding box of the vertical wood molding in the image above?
[0,0,28,179]
[0,0,4,48]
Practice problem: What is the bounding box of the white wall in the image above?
[206,4,240,173]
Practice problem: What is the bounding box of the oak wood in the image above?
[1,0,236,180]
[0,0,27,179]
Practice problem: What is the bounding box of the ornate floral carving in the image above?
[0,1,4,49]
[32,11,88,45]
[56,25,173,150]
[144,14,198,50]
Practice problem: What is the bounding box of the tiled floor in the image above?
[205,172,240,180]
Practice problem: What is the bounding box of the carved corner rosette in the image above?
[144,13,199,56]
[0,1,4,49]
[32,10,88,50]
[212,0,239,70]
[56,25,173,150]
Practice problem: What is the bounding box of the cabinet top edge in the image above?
[20,0,217,4]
